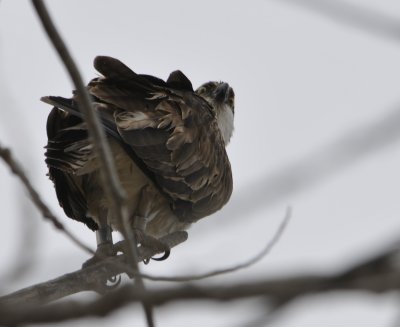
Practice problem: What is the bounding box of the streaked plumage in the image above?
[44,56,234,247]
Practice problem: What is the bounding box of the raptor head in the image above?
[196,81,235,145]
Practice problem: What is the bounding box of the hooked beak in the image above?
[213,83,230,103]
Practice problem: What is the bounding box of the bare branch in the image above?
[0,143,93,254]
[140,207,291,282]
[0,231,187,307]
[1,238,400,325]
[31,0,153,325]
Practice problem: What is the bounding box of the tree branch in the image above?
[0,231,188,307]
[1,238,399,325]
[0,206,289,305]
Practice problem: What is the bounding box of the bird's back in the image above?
[44,56,233,233]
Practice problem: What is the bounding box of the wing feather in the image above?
[45,108,98,230]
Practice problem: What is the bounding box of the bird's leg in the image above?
[83,210,115,268]
[82,213,122,292]
[114,186,170,263]
[95,224,114,257]
[96,224,113,245]
[83,223,121,293]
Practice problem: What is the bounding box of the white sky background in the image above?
[1,0,400,326]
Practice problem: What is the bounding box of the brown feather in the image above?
[44,56,233,237]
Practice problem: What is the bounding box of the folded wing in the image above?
[45,56,233,226]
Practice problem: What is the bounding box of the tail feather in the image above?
[41,95,122,141]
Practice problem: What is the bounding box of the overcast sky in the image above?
[1,1,400,326]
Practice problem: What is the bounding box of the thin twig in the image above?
[0,143,93,254]
[140,207,291,282]
[31,1,153,325]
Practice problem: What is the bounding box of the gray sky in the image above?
[1,1,400,326]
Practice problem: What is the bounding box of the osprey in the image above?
[43,56,234,260]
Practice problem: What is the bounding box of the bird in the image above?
[43,56,234,262]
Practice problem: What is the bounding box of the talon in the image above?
[113,238,170,263]
[106,275,122,289]
[83,243,122,293]
[90,275,122,295]
[138,237,171,263]
[151,249,170,261]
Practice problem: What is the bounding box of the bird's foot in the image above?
[135,229,171,263]
[114,230,170,264]
[82,242,121,293]
[82,241,116,268]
